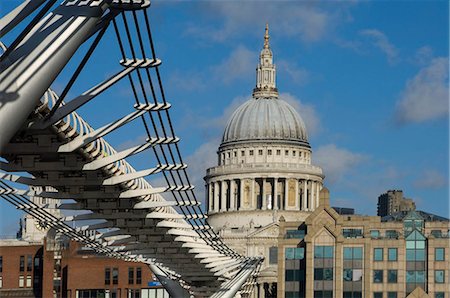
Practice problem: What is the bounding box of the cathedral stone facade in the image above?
[204,24,324,297]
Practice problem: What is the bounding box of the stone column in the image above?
[214,181,219,212]
[239,179,244,210]
[220,180,227,212]
[208,183,213,212]
[294,179,299,210]
[316,182,321,208]
[229,179,235,211]
[251,179,256,210]
[273,178,278,210]
[303,179,308,211]
[262,178,267,210]
[258,283,264,298]
[284,179,288,211]
[311,181,315,210]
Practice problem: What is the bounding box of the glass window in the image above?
[276,150,281,155]
[374,293,383,298]
[314,268,323,280]
[435,248,445,261]
[416,249,425,261]
[136,267,141,284]
[388,270,397,283]
[324,246,334,258]
[323,268,333,280]
[258,149,263,155]
[388,293,397,298]
[435,270,445,283]
[435,293,445,298]
[353,247,363,259]
[268,149,272,155]
[315,246,334,258]
[286,229,305,239]
[370,230,380,238]
[374,248,383,261]
[0,276,2,288]
[249,150,254,156]
[416,271,425,282]
[373,270,383,283]
[285,247,304,260]
[269,247,278,264]
[112,268,118,285]
[128,267,134,284]
[20,255,25,272]
[27,255,32,271]
[285,150,289,156]
[343,269,352,281]
[0,256,2,272]
[353,269,363,281]
[19,276,24,287]
[105,268,111,285]
[293,151,296,156]
[26,276,31,287]
[388,248,397,261]
[344,248,353,260]
[241,150,245,156]
[385,230,398,239]
[406,270,415,283]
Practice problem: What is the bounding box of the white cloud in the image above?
[277,60,310,85]
[359,29,398,63]
[185,2,348,44]
[281,92,321,136]
[395,57,449,124]
[184,139,221,203]
[167,70,206,92]
[212,46,256,84]
[314,144,367,184]
[414,169,447,189]
[413,46,434,65]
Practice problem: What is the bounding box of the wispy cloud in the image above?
[395,57,449,124]
[212,46,256,84]
[359,29,398,63]
[281,92,321,136]
[277,60,310,85]
[185,2,352,44]
[414,169,447,189]
[167,70,206,92]
[314,144,367,184]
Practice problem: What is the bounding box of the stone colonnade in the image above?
[207,177,322,213]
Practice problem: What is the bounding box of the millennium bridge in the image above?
[0,1,262,297]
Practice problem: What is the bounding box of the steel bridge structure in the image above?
[0,1,262,297]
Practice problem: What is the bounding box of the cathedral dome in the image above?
[221,97,309,147]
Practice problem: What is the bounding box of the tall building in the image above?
[205,25,450,298]
[377,190,416,217]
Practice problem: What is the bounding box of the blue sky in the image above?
[0,1,448,235]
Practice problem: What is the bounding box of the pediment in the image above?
[406,287,430,298]
[247,223,279,238]
[313,209,336,227]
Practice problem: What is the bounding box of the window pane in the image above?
[314,246,324,259]
[128,267,134,284]
[373,270,383,283]
[374,293,383,298]
[294,247,304,260]
[343,269,352,281]
[353,247,363,260]
[435,292,445,298]
[416,271,425,283]
[406,249,415,261]
[323,268,333,280]
[435,270,444,283]
[416,241,425,249]
[136,267,141,284]
[285,248,294,260]
[314,268,323,280]
[344,248,352,259]
[416,250,425,261]
[324,246,334,258]
[388,292,397,298]
[388,248,397,261]
[370,230,380,238]
[20,256,25,272]
[374,248,383,261]
[353,269,363,282]
[105,268,111,285]
[435,248,445,261]
[26,255,32,271]
[406,271,415,283]
[388,270,398,283]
